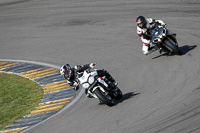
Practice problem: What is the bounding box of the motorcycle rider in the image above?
[60,63,118,97]
[136,16,175,55]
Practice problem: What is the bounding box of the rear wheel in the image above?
[164,39,182,55]
[93,88,115,106]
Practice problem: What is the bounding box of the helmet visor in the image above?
[136,19,146,28]
[138,23,143,28]
[64,70,73,80]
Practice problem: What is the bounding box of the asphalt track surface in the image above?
[0,0,200,133]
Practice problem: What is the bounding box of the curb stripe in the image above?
[1,63,28,71]
[23,68,58,79]
[16,111,57,123]
[0,62,23,69]
[36,100,69,110]
[42,89,75,103]
[39,97,72,105]
[5,64,42,73]
[0,61,76,133]
[28,105,65,116]
[34,73,63,85]
[19,67,57,78]
[1,127,29,133]
[43,81,71,94]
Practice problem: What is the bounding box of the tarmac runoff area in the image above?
[0,60,77,133]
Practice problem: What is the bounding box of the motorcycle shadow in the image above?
[179,45,197,55]
[152,45,197,59]
[97,92,139,106]
[119,92,140,102]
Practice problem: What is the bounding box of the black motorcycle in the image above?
[149,24,182,55]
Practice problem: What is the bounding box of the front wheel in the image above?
[93,88,115,106]
[115,87,123,100]
[164,39,182,55]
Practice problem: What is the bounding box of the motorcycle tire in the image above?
[93,88,115,107]
[164,39,182,55]
[115,88,123,100]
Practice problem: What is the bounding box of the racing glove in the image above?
[73,82,79,90]
[89,63,96,69]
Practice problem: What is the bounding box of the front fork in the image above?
[168,35,178,47]
[165,28,178,46]
[156,35,177,53]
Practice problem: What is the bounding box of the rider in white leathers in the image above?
[136,16,175,55]
[60,63,118,97]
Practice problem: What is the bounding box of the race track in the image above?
[0,0,200,133]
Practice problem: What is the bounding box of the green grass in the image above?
[0,72,44,130]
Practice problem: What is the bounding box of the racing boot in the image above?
[159,48,163,54]
[146,46,158,55]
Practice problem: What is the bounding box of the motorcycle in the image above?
[77,67,123,106]
[149,24,182,55]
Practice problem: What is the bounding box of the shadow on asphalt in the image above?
[152,45,197,59]
[115,92,140,105]
[97,92,140,106]
[121,92,140,101]
[179,45,197,55]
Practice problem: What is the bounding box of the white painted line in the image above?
[0,59,60,69]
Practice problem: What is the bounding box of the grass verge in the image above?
[0,72,43,130]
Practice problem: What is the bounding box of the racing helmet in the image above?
[136,16,147,28]
[60,64,73,80]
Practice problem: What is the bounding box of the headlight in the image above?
[88,76,95,84]
[157,38,161,42]
[153,38,161,43]
[162,33,166,37]
[82,83,89,89]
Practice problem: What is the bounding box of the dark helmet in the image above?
[60,64,74,80]
[136,16,147,28]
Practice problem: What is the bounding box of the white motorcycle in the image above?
[78,68,122,106]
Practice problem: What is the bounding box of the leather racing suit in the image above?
[136,18,172,55]
[65,64,117,94]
